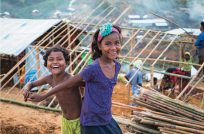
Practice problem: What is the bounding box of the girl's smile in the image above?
[99,32,121,61]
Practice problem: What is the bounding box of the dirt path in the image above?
[0,102,61,134]
[1,81,202,134]
[0,82,131,134]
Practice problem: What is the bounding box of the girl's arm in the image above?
[28,74,83,102]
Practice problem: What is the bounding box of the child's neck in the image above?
[52,72,68,82]
[99,57,114,65]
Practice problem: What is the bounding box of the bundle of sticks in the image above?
[126,88,204,134]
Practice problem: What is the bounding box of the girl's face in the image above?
[99,32,121,60]
[47,51,66,75]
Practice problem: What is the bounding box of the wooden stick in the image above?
[0,97,61,112]
[141,119,204,133]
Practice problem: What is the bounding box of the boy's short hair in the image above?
[130,64,134,67]
[201,21,204,28]
[153,77,158,81]
[43,47,69,66]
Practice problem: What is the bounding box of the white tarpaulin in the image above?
[0,18,61,56]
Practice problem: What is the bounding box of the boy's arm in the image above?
[23,75,49,101]
[137,72,143,87]
[28,74,83,102]
[125,71,131,81]
[23,75,50,91]
[195,35,201,46]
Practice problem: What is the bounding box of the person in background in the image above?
[195,21,204,76]
[180,45,192,73]
[23,47,82,134]
[153,77,159,91]
[179,45,193,89]
[26,23,123,134]
[125,63,143,96]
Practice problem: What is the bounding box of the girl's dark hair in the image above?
[43,47,69,66]
[201,21,204,28]
[91,25,122,60]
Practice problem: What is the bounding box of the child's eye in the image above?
[58,58,63,61]
[48,58,53,61]
[105,42,112,46]
[115,41,120,45]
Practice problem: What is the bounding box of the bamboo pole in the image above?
[112,6,130,25]
[139,89,204,119]
[6,22,77,98]
[42,5,125,107]
[1,22,71,92]
[129,31,163,65]
[0,21,65,82]
[64,7,116,73]
[62,1,106,48]
[159,127,194,134]
[118,56,201,67]
[150,65,154,87]
[75,53,92,74]
[145,93,204,121]
[123,31,163,86]
[13,8,112,100]
[132,97,176,114]
[2,1,107,94]
[61,1,107,50]
[140,119,204,133]
[0,97,61,112]
[200,93,204,108]
[177,62,204,99]
[64,5,126,75]
[121,29,140,50]
[120,30,152,63]
[4,23,71,94]
[140,111,204,130]
[47,96,57,108]
[0,21,66,88]
[113,116,160,134]
[183,75,204,101]
[150,110,204,126]
[152,35,178,66]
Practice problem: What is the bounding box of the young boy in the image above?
[23,47,82,134]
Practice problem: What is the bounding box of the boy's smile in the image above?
[47,51,66,75]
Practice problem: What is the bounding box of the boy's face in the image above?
[47,51,66,75]
[184,54,190,61]
[99,32,121,60]
[200,25,204,32]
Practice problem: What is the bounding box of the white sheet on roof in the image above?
[0,18,61,56]
[166,28,200,35]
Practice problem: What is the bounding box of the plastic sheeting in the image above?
[0,18,61,56]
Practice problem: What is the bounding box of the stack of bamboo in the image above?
[126,88,204,134]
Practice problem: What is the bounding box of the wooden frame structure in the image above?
[0,1,203,110]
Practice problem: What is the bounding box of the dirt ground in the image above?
[0,102,61,134]
[0,82,132,134]
[0,82,203,134]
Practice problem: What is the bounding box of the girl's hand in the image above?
[27,93,46,102]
